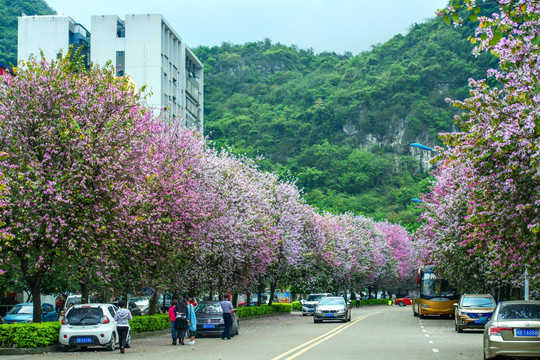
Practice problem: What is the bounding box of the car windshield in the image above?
[319,298,345,306]
[498,304,540,320]
[196,302,223,314]
[66,307,104,325]
[462,297,495,308]
[8,305,33,314]
[131,298,149,304]
[306,295,325,301]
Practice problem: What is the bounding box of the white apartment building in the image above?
[91,14,203,132]
[18,14,90,67]
[17,13,203,132]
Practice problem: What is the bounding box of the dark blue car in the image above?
[4,303,58,324]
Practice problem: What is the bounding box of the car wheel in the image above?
[302,313,306,316]
[314,319,321,323]
[457,322,463,333]
[235,322,240,335]
[60,345,69,352]
[398,301,404,307]
[106,333,116,351]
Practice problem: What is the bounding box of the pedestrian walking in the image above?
[168,299,179,345]
[186,297,197,345]
[355,294,361,309]
[114,300,132,354]
[220,293,235,340]
[174,298,189,345]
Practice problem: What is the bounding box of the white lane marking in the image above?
[433,349,439,353]
[429,341,433,344]
[425,334,430,337]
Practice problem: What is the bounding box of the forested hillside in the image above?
[193,13,497,229]
[0,0,54,65]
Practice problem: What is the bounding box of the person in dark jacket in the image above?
[174,298,189,345]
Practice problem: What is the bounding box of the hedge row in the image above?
[236,303,292,318]
[0,322,61,348]
[291,298,390,310]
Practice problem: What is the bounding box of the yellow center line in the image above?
[271,312,379,360]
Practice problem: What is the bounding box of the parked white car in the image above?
[301,293,333,316]
[59,303,131,352]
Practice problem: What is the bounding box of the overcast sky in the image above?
[43,0,449,55]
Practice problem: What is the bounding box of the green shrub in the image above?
[270,303,292,313]
[0,322,61,348]
[129,314,169,334]
[291,301,302,311]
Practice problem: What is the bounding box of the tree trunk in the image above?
[268,280,277,307]
[149,291,158,315]
[30,276,42,323]
[81,280,89,304]
[246,291,251,307]
[257,282,264,307]
[232,292,238,307]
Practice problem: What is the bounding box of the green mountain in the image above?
[193,16,497,230]
[0,0,54,65]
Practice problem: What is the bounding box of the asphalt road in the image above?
[6,306,483,360]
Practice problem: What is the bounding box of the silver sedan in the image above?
[483,300,540,359]
[313,297,351,323]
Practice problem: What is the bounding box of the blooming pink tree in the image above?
[183,148,279,295]
[418,0,540,295]
[0,55,161,321]
[375,221,417,292]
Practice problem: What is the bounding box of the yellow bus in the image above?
[412,265,459,317]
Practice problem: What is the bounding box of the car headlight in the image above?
[337,308,346,313]
[420,303,430,309]
[24,318,33,323]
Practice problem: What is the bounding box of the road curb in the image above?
[0,344,60,355]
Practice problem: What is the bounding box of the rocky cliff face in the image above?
[343,117,438,173]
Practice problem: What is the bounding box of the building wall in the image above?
[18,15,71,62]
[91,14,203,132]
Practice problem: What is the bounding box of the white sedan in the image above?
[59,303,131,351]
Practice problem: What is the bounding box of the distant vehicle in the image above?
[110,301,142,317]
[483,300,540,359]
[4,303,58,324]
[63,295,101,313]
[412,265,459,317]
[301,293,333,316]
[313,297,351,323]
[454,294,496,333]
[395,295,413,307]
[59,303,131,352]
[195,300,239,337]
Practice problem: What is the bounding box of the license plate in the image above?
[516,329,538,337]
[76,337,92,344]
[203,324,215,329]
[325,313,334,317]
[308,309,314,312]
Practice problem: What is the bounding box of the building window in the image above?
[117,20,125,38]
[116,51,125,76]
